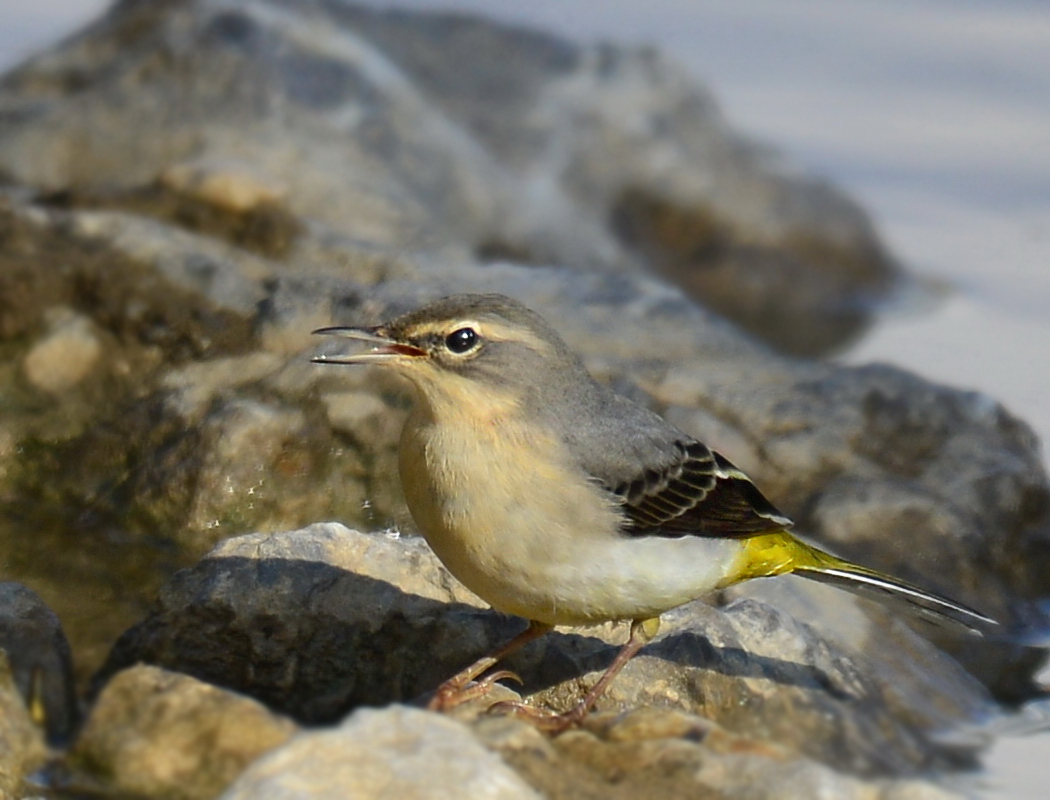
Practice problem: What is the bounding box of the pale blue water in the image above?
[3,1,1049,797]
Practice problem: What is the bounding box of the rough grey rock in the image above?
[478,710,967,800]
[98,524,994,778]
[0,650,47,800]
[68,664,298,800]
[0,3,1047,796]
[94,523,499,723]
[219,705,541,800]
[0,582,78,744]
[0,0,1042,678]
[0,0,896,356]
[21,307,103,393]
[651,358,1050,696]
[1,169,1046,696]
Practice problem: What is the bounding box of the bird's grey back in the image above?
[534,375,688,489]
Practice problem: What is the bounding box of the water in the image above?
[2,1,1049,797]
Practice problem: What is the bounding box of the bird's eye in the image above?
[445,327,479,354]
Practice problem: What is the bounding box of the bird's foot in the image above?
[427,669,523,712]
[487,699,588,734]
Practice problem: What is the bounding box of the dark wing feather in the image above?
[612,441,792,538]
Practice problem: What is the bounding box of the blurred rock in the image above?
[478,710,968,800]
[611,187,895,355]
[0,169,1046,697]
[219,705,540,800]
[68,664,297,800]
[160,161,286,215]
[177,396,362,555]
[0,0,895,356]
[0,8,1046,798]
[95,523,493,723]
[0,650,47,800]
[0,0,1041,639]
[22,307,102,393]
[97,524,994,778]
[0,582,78,744]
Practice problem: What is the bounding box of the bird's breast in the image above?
[398,408,739,625]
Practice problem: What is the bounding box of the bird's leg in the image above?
[427,620,552,711]
[492,616,660,733]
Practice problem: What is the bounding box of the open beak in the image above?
[311,326,426,364]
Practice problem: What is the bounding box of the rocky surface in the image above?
[0,582,78,745]
[0,1,1047,798]
[0,0,895,358]
[478,709,968,800]
[0,650,47,800]
[221,705,540,800]
[92,524,982,799]
[99,524,993,779]
[65,664,297,800]
[221,702,971,800]
[2,188,1044,696]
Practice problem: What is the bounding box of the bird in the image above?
[311,292,997,730]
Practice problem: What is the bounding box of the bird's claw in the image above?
[486,699,586,734]
[481,669,523,687]
[427,669,524,712]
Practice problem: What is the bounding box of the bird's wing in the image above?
[610,441,793,538]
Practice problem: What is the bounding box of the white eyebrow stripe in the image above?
[405,318,555,356]
[479,321,556,355]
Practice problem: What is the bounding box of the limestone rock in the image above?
[219,705,540,800]
[0,0,896,355]
[0,582,78,744]
[97,524,993,778]
[69,664,297,800]
[477,711,968,800]
[22,308,103,393]
[95,523,493,723]
[0,650,47,800]
[0,2,1043,694]
[0,3,1047,796]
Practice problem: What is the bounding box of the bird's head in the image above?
[312,294,588,416]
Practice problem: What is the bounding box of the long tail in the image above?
[733,530,999,635]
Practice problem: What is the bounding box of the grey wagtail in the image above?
[312,293,997,730]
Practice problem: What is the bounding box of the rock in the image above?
[159,351,285,416]
[0,202,371,557]
[0,197,256,463]
[0,0,896,355]
[0,582,78,744]
[477,711,968,800]
[178,397,353,554]
[219,705,540,800]
[0,650,47,800]
[0,0,1041,625]
[68,664,297,800]
[1,175,1045,695]
[22,307,103,393]
[611,186,895,356]
[160,160,286,215]
[94,523,497,723]
[0,5,1046,796]
[97,524,994,778]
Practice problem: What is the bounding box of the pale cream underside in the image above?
[398,375,742,626]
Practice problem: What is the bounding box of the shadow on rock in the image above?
[91,524,994,777]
